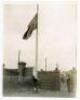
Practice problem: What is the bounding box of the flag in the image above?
[23,13,38,40]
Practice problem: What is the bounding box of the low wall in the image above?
[38,71,61,91]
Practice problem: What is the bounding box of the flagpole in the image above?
[34,4,39,78]
[18,50,21,64]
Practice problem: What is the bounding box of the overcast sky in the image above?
[4,1,77,71]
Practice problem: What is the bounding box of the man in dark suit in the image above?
[32,75,40,93]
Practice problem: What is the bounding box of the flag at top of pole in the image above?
[23,12,38,40]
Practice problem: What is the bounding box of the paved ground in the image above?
[3,76,76,97]
[3,84,75,97]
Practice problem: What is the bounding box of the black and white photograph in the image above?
[3,1,77,97]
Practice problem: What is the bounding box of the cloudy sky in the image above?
[4,1,77,71]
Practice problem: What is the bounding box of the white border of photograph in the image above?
[0,0,80,99]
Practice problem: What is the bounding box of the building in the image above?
[38,68,61,91]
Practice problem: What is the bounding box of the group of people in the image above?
[60,69,76,93]
[32,69,76,93]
